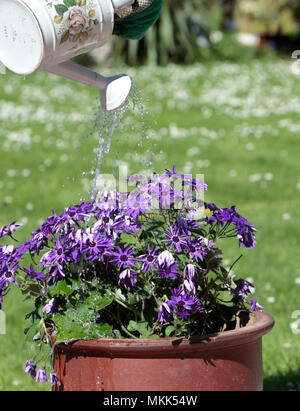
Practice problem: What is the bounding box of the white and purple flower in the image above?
[157,250,175,267]
[35,367,48,383]
[43,298,58,316]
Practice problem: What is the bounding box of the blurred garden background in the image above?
[0,0,300,391]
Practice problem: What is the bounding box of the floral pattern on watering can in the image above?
[45,0,99,46]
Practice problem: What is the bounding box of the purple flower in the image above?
[126,192,150,217]
[118,269,137,291]
[138,244,159,272]
[174,216,199,236]
[25,360,36,378]
[23,264,45,281]
[83,233,114,262]
[49,371,58,386]
[93,210,115,237]
[164,166,207,193]
[163,227,187,253]
[248,299,264,312]
[48,264,66,281]
[182,278,196,295]
[237,229,257,250]
[122,215,141,235]
[109,246,136,270]
[35,368,48,383]
[112,214,141,236]
[184,238,205,261]
[191,176,207,193]
[1,244,15,254]
[28,230,48,254]
[158,289,204,323]
[164,165,178,178]
[158,301,173,323]
[0,242,26,280]
[183,263,198,280]
[0,221,22,239]
[169,289,204,320]
[158,262,179,279]
[206,203,257,249]
[230,279,254,299]
[174,216,190,236]
[40,237,68,268]
[127,173,146,183]
[147,173,173,209]
[157,250,175,266]
[42,298,58,315]
[66,228,86,262]
[50,202,93,234]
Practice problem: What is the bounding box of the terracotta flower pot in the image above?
[53,311,274,391]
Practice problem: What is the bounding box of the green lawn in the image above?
[0,59,300,391]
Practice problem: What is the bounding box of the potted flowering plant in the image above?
[0,167,274,391]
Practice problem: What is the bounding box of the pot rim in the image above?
[54,311,274,357]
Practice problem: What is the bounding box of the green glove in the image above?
[113,0,164,40]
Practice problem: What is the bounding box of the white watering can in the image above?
[0,0,138,111]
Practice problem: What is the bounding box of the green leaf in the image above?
[48,280,74,297]
[60,30,70,44]
[85,291,113,311]
[71,304,91,322]
[64,0,77,6]
[165,325,177,337]
[112,329,122,339]
[54,314,111,342]
[127,321,157,339]
[25,308,41,323]
[53,301,112,342]
[190,227,205,236]
[54,318,87,341]
[56,304,91,324]
[55,4,68,16]
[24,319,43,342]
[87,323,112,339]
[54,308,112,342]
[120,232,145,252]
[21,284,41,297]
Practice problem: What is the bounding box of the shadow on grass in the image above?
[264,371,300,391]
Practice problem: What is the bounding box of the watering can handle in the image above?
[44,60,132,112]
[112,0,135,9]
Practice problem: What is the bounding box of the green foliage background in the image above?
[112,0,300,66]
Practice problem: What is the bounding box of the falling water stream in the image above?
[82,83,156,202]
[90,105,124,201]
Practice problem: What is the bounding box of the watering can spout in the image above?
[45,61,132,112]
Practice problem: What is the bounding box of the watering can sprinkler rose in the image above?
[0,0,163,111]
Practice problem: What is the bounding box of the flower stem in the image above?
[111,292,141,319]
[111,309,137,339]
